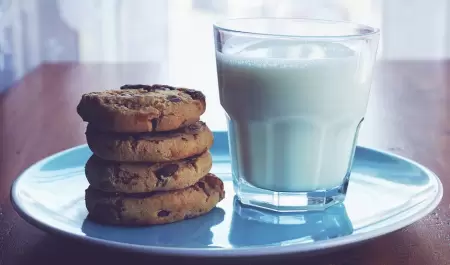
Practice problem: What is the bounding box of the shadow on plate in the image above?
[228,197,354,247]
[81,207,225,247]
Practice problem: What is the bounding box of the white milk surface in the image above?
[216,40,371,192]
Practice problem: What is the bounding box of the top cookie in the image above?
[76,84,206,133]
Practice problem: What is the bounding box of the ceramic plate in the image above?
[11,132,443,257]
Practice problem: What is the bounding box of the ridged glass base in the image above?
[233,173,350,212]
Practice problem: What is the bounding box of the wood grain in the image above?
[0,62,449,265]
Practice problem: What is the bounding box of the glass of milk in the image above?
[213,18,380,212]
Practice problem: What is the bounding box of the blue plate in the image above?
[11,132,443,257]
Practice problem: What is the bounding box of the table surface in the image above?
[0,62,449,265]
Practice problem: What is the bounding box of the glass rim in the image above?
[213,17,380,40]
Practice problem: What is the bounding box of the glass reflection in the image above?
[229,197,353,247]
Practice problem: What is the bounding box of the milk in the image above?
[216,40,371,192]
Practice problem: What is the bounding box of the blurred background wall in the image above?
[0,0,449,119]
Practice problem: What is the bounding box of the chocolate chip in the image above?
[157,178,169,187]
[120,84,153,90]
[155,164,179,180]
[181,137,188,141]
[152,84,176,90]
[179,88,205,101]
[157,210,171,217]
[167,95,182,103]
[130,140,139,151]
[198,181,205,189]
[187,123,202,133]
[150,118,158,130]
[197,181,210,196]
[120,84,176,92]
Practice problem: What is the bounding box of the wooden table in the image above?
[0,62,449,265]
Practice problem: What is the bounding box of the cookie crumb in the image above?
[157,210,171,217]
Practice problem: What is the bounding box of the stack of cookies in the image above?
[76,84,225,226]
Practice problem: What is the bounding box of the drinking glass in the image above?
[213,18,380,211]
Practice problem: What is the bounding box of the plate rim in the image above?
[10,143,444,258]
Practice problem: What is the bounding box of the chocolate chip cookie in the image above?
[86,121,213,162]
[85,173,225,225]
[77,84,206,133]
[85,151,213,193]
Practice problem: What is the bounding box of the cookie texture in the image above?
[77,84,206,133]
[85,173,225,225]
[86,121,213,162]
[85,151,213,193]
